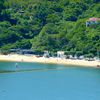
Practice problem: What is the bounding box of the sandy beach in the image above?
[0,54,100,67]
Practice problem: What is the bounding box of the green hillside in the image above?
[0,0,100,56]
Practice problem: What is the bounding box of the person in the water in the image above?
[15,63,18,68]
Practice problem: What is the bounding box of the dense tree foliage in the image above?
[0,0,100,56]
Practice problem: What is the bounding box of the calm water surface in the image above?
[0,62,100,100]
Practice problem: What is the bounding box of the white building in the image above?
[86,17,100,27]
[57,51,65,58]
[43,51,50,58]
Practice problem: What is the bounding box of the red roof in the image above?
[88,18,100,21]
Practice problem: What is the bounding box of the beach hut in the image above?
[69,55,74,59]
[57,51,65,58]
[79,56,84,60]
[43,51,50,58]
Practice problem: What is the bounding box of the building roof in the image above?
[88,17,100,21]
[10,49,34,52]
[57,51,65,54]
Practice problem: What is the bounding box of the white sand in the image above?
[0,54,100,67]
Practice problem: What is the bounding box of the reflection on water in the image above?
[0,62,67,74]
[0,62,100,100]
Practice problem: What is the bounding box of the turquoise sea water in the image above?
[0,62,100,100]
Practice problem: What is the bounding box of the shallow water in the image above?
[0,62,100,100]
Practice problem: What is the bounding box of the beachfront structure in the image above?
[69,55,74,59]
[57,51,65,58]
[10,49,35,54]
[79,56,84,60]
[86,17,100,27]
[43,51,50,58]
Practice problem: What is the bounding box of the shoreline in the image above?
[0,54,100,68]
